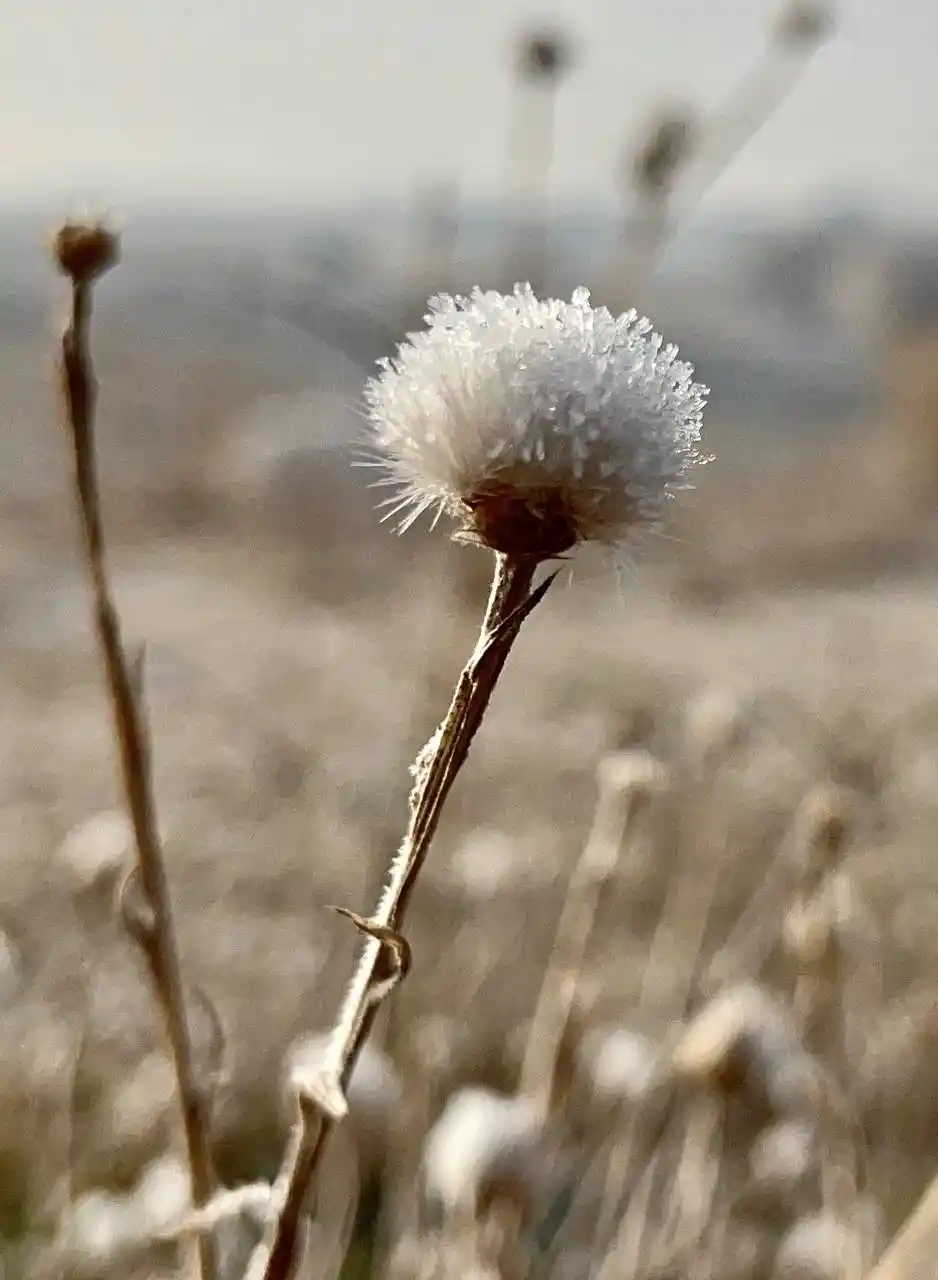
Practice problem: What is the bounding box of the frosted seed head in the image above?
[596,749,668,810]
[58,1191,136,1275]
[775,1213,854,1279]
[683,685,753,774]
[579,1026,659,1106]
[749,1119,816,1195]
[133,1154,191,1237]
[365,285,708,561]
[422,1087,543,1219]
[448,827,523,900]
[57,809,135,893]
[673,984,823,1115]
[793,784,852,882]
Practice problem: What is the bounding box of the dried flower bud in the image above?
[366,286,707,560]
[632,108,696,197]
[517,29,571,81]
[773,2,832,49]
[792,784,852,888]
[52,221,120,284]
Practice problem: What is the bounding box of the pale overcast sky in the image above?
[3,0,936,216]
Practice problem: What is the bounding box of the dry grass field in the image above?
[3,290,938,1280]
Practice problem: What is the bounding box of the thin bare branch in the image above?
[51,221,218,1280]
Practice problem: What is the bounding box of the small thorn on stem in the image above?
[117,865,158,944]
[330,906,413,990]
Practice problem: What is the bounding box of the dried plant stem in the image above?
[621,30,825,296]
[679,44,817,218]
[56,262,218,1280]
[503,82,559,293]
[259,551,554,1280]
[518,763,644,1116]
[638,798,729,1026]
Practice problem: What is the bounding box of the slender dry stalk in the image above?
[51,222,218,1280]
[255,552,556,1280]
[502,28,571,292]
[617,2,831,295]
[673,30,826,221]
[518,751,664,1118]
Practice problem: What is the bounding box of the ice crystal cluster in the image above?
[365,284,708,559]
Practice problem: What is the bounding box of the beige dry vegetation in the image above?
[3,285,938,1277]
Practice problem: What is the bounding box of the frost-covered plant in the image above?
[366,284,707,558]
[254,285,708,1278]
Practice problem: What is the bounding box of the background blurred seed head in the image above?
[631,107,697,198]
[516,28,572,83]
[57,809,135,895]
[421,1086,545,1221]
[577,1024,659,1108]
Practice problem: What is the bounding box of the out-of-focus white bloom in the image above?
[749,1119,816,1194]
[672,984,823,1115]
[365,285,707,558]
[597,749,669,811]
[448,827,523,899]
[775,1213,854,1279]
[57,809,134,892]
[133,1154,191,1237]
[108,1052,175,1147]
[579,1026,659,1106]
[683,685,753,774]
[58,1190,137,1275]
[422,1087,543,1218]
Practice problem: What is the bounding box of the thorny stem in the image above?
[259,552,553,1280]
[57,275,218,1280]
